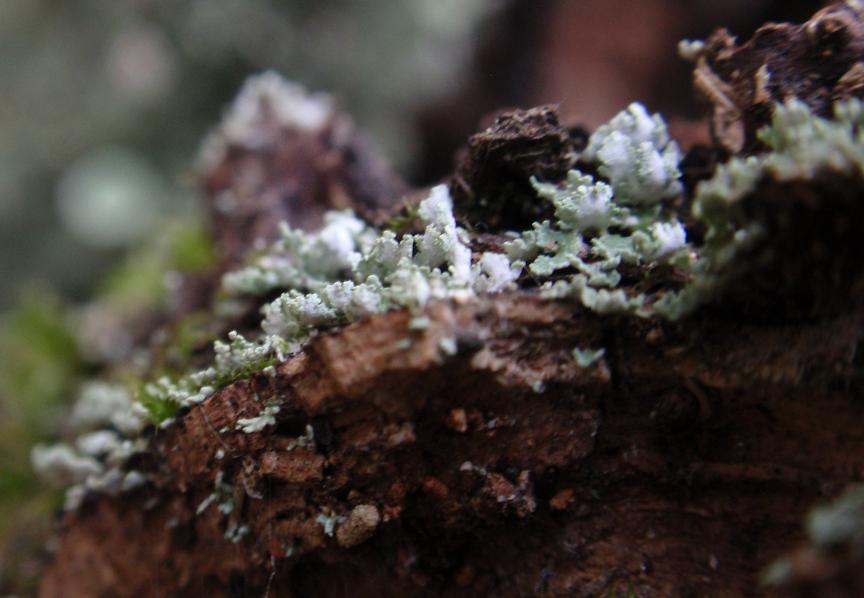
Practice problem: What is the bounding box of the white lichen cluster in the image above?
[505,103,689,316]
[763,483,864,586]
[520,99,864,321]
[697,99,864,211]
[195,471,250,542]
[196,471,235,517]
[198,71,334,171]
[235,403,281,433]
[141,184,520,425]
[32,382,148,510]
[582,102,683,205]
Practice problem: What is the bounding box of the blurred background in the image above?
[0,0,824,592]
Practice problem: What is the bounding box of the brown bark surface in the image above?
[40,296,864,597]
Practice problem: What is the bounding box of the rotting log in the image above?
[39,5,864,596]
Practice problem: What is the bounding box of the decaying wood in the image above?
[694,0,864,152]
[451,105,580,232]
[40,292,864,596]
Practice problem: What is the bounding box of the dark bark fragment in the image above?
[694,1,864,152]
[201,108,407,271]
[450,106,578,231]
[702,173,864,322]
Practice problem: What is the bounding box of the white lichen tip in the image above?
[635,220,688,261]
[472,252,522,293]
[583,103,682,205]
[198,71,334,169]
[69,381,146,436]
[534,171,614,233]
[678,39,706,62]
[236,403,281,434]
[415,184,473,283]
[32,444,103,487]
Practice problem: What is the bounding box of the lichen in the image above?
[573,347,605,368]
[236,403,281,434]
[135,183,519,430]
[501,104,690,316]
[198,72,334,171]
[807,484,864,549]
[315,512,345,538]
[582,102,683,205]
[196,471,235,516]
[763,483,864,586]
[519,98,864,321]
[69,381,147,437]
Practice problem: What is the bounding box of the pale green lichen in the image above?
[763,483,864,586]
[198,72,334,173]
[222,210,371,296]
[31,381,151,510]
[530,380,546,394]
[503,103,690,316]
[654,98,864,320]
[69,381,148,437]
[134,184,520,429]
[438,337,458,356]
[196,471,234,516]
[194,471,250,542]
[225,521,250,543]
[573,347,606,368]
[31,444,102,487]
[807,484,864,549]
[36,96,864,512]
[316,512,345,537]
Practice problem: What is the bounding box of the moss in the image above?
[98,220,215,307]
